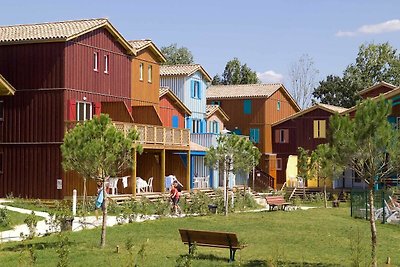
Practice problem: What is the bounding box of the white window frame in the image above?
[148,65,152,83]
[139,63,144,81]
[193,81,200,98]
[104,55,109,74]
[93,52,99,71]
[192,119,201,133]
[76,101,93,121]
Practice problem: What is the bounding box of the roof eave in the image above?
[0,74,16,96]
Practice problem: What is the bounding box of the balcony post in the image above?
[161,149,166,193]
[186,150,191,191]
[131,147,137,197]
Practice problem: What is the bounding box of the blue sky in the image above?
[1,0,400,87]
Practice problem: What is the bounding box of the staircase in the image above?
[252,167,274,192]
[285,187,326,200]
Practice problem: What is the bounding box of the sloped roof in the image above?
[159,87,192,115]
[206,83,300,111]
[0,74,15,95]
[358,81,397,96]
[206,105,229,121]
[190,141,208,152]
[160,64,212,82]
[272,103,347,126]
[129,39,166,62]
[0,18,135,55]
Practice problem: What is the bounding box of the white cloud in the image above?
[257,70,284,83]
[336,19,400,37]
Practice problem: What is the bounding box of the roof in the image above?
[129,39,166,63]
[190,141,208,152]
[160,64,212,82]
[0,18,135,55]
[358,81,397,96]
[159,87,192,115]
[206,83,300,111]
[0,74,16,96]
[206,105,229,121]
[272,103,347,126]
[343,86,400,115]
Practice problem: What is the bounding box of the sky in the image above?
[1,0,400,89]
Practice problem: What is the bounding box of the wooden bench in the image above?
[178,229,245,262]
[265,195,292,211]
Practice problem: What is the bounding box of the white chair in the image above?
[204,175,210,188]
[147,177,154,192]
[193,177,200,188]
[109,177,119,195]
[136,177,148,193]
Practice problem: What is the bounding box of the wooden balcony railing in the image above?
[65,121,190,147]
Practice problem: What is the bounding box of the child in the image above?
[95,181,104,221]
[170,180,182,215]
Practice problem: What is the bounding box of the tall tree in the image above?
[160,43,194,65]
[205,134,261,215]
[313,75,360,108]
[213,58,259,85]
[328,98,400,266]
[313,42,400,107]
[61,114,142,248]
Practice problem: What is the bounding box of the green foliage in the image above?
[0,207,10,227]
[56,233,70,267]
[160,43,194,65]
[176,243,197,267]
[125,236,148,267]
[314,42,400,108]
[212,58,259,85]
[23,211,38,240]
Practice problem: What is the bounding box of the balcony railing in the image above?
[65,121,190,147]
[191,133,250,148]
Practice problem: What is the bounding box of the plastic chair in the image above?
[147,177,154,192]
[109,177,119,195]
[204,175,210,188]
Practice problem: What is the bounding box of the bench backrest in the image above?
[179,229,239,247]
[266,196,286,204]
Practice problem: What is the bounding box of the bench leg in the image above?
[229,249,237,262]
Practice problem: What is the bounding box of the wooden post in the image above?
[161,149,166,193]
[186,150,191,191]
[131,147,137,197]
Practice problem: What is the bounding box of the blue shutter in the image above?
[190,80,195,98]
[250,128,254,142]
[244,100,252,114]
[198,82,201,99]
[172,115,179,128]
[200,119,206,133]
[186,117,192,131]
[255,128,260,143]
[216,122,220,134]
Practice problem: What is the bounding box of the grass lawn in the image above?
[0,207,399,266]
[0,210,41,232]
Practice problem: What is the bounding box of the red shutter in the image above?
[94,102,101,116]
[68,99,76,121]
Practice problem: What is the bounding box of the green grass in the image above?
[0,210,42,232]
[0,207,399,266]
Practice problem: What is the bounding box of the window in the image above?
[139,63,144,81]
[243,100,252,114]
[209,121,219,133]
[191,80,201,99]
[148,65,152,83]
[274,129,289,143]
[104,55,109,73]
[250,128,260,143]
[93,52,99,71]
[0,100,3,121]
[76,102,93,121]
[276,158,282,170]
[172,115,179,128]
[192,119,201,133]
[0,152,3,174]
[211,101,221,106]
[313,120,326,138]
[352,169,361,183]
[277,100,281,111]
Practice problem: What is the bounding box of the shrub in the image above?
[0,207,10,227]
[23,211,38,239]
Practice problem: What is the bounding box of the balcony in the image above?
[65,121,190,150]
[191,133,249,148]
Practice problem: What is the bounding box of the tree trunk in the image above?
[83,178,87,214]
[323,179,327,208]
[100,185,107,248]
[368,187,377,267]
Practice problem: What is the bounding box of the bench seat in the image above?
[265,196,292,211]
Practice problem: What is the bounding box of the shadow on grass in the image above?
[195,253,230,262]
[242,260,342,267]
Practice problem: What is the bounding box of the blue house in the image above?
[160,64,215,189]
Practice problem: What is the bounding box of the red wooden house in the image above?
[159,87,191,128]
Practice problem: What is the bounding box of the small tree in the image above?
[329,98,400,266]
[205,134,261,215]
[297,147,311,198]
[160,43,194,65]
[61,114,142,247]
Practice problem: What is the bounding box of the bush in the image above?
[0,208,10,227]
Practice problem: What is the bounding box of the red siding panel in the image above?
[159,96,185,128]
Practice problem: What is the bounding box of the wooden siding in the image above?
[0,144,63,199]
[132,106,162,126]
[131,49,161,110]
[160,76,185,101]
[272,108,334,185]
[361,85,395,99]
[266,89,299,124]
[183,72,207,120]
[0,42,65,89]
[64,28,131,108]
[159,95,186,128]
[102,101,134,123]
[206,113,224,133]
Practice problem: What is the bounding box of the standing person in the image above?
[170,180,182,215]
[95,180,104,221]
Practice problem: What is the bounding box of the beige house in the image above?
[206,105,229,133]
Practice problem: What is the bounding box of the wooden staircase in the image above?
[252,167,274,192]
